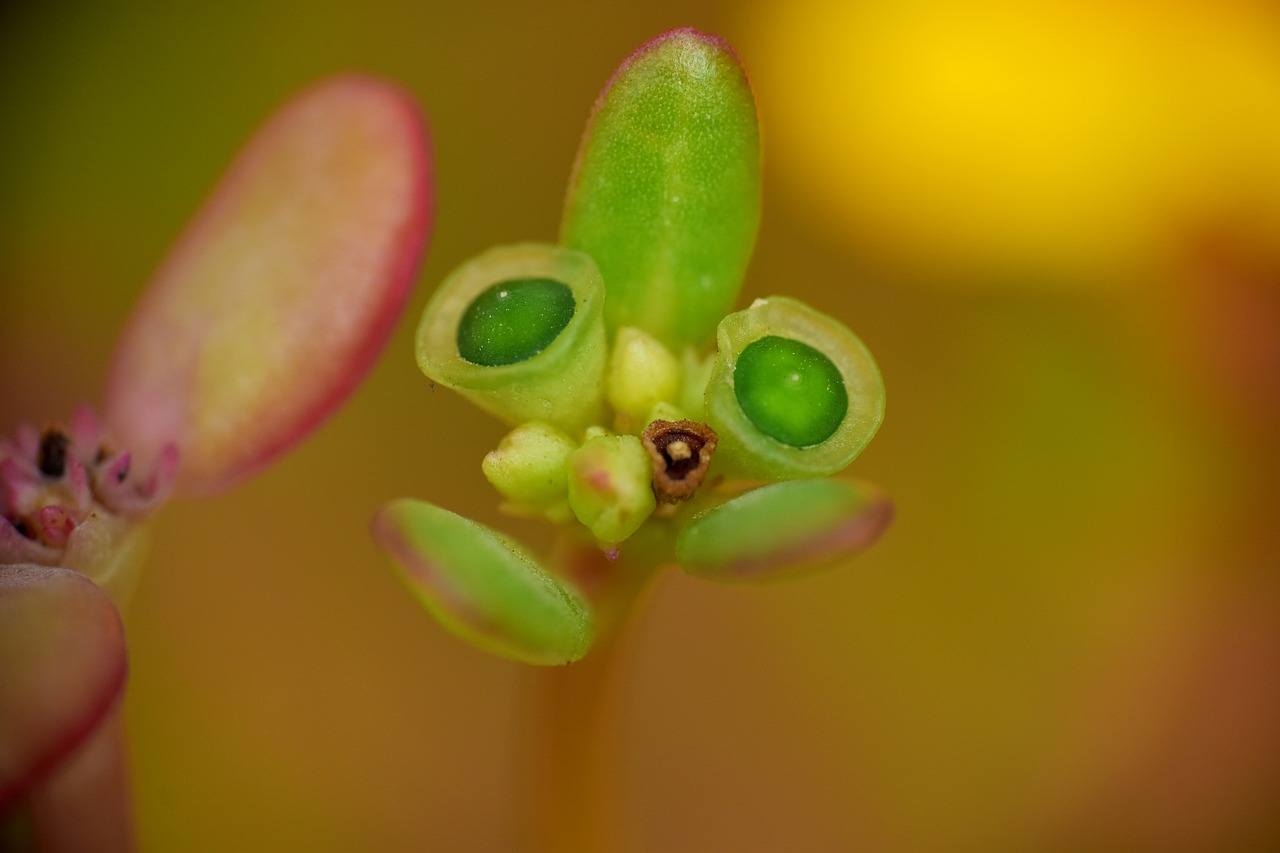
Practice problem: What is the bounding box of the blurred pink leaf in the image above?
[106,74,433,497]
[0,565,126,811]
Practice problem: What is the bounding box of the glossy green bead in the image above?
[734,336,847,447]
[456,278,575,366]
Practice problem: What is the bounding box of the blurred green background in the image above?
[3,0,1280,849]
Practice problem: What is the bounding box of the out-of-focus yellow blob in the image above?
[745,0,1280,287]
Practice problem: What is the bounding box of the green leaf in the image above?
[677,479,892,582]
[371,500,594,665]
[561,28,761,349]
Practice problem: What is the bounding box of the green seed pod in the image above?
[416,243,607,434]
[704,297,884,480]
[561,28,761,349]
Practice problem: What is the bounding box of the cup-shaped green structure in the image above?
[561,28,761,349]
[704,297,884,480]
[416,243,607,435]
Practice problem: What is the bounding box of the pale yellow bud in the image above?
[606,327,682,422]
[482,422,577,512]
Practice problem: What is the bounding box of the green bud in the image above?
[482,421,577,519]
[705,297,884,480]
[372,499,594,665]
[416,243,607,434]
[561,28,761,349]
[566,432,656,544]
[677,479,893,582]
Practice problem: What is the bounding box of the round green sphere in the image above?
[733,335,848,447]
[457,278,576,366]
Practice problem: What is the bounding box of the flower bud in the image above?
[606,327,682,427]
[566,433,656,544]
[482,422,577,520]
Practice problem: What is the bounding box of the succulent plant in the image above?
[1,75,433,843]
[373,29,891,667]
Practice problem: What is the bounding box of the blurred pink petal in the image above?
[1,415,173,571]
[68,406,104,453]
[0,564,127,812]
[0,521,60,566]
[106,74,433,497]
[33,507,75,550]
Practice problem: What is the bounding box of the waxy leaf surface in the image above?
[677,479,893,581]
[0,565,126,810]
[107,75,433,496]
[561,28,761,349]
[372,500,593,665]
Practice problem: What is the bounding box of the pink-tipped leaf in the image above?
[677,479,893,582]
[0,565,127,812]
[372,500,594,666]
[106,75,433,497]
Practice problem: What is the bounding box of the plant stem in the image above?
[528,531,667,852]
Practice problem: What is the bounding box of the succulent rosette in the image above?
[373,29,890,667]
[1,75,432,842]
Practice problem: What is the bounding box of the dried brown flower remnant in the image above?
[641,419,718,505]
[37,429,70,478]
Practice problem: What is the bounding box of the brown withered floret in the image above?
[641,419,718,505]
[36,429,70,478]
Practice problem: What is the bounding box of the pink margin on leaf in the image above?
[0,565,128,813]
[227,77,434,497]
[104,74,434,498]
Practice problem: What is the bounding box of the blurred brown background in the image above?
[3,0,1279,849]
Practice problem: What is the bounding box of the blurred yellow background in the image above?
[3,0,1279,849]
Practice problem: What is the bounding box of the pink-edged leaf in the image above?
[0,565,127,812]
[676,479,893,582]
[372,499,594,666]
[105,75,433,497]
[18,707,135,852]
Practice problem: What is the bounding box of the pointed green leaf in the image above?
[677,479,892,582]
[106,75,433,497]
[561,28,761,349]
[371,500,593,665]
[0,565,127,810]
